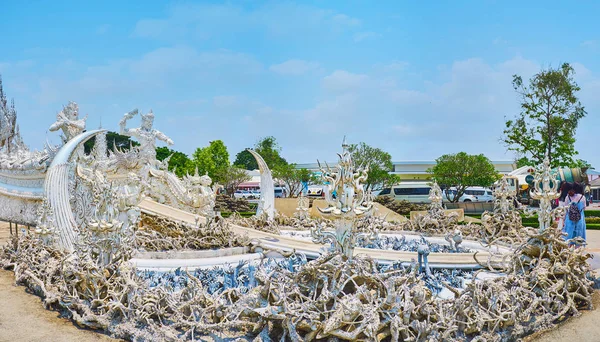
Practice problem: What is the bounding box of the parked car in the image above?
[443,187,494,203]
[274,187,286,198]
[307,186,325,198]
[442,189,477,203]
[234,190,253,199]
[464,187,494,202]
[378,183,432,203]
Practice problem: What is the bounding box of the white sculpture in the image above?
[49,101,87,143]
[428,181,444,213]
[119,109,173,166]
[530,157,563,232]
[247,149,275,221]
[311,138,375,258]
[493,176,517,214]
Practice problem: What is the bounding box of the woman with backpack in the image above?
[559,182,587,245]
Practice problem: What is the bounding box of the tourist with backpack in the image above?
[559,182,587,245]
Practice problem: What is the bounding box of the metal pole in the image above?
[9,222,12,235]
[15,223,18,238]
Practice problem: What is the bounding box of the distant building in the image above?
[294,160,517,182]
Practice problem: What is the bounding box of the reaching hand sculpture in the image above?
[49,101,87,143]
[119,109,173,167]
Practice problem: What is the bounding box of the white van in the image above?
[378,182,432,203]
[443,187,494,202]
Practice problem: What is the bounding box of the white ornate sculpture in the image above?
[247,149,275,221]
[317,138,372,217]
[530,157,563,232]
[429,181,444,213]
[45,129,106,251]
[311,138,375,258]
[295,194,309,221]
[182,169,217,216]
[49,101,87,144]
[119,109,173,167]
[493,176,517,214]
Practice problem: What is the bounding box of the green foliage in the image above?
[234,137,287,171]
[502,63,586,168]
[155,146,195,178]
[572,159,593,169]
[428,152,499,203]
[347,142,400,191]
[192,140,230,183]
[233,149,257,170]
[83,131,139,155]
[274,165,318,197]
[219,166,252,196]
[252,136,288,171]
[585,210,600,217]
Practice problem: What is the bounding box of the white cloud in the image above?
[353,31,380,42]
[391,124,414,135]
[382,61,409,72]
[322,70,368,93]
[213,95,238,108]
[270,59,320,76]
[132,3,362,41]
[582,40,598,48]
[493,37,507,45]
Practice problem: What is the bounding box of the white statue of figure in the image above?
[119,109,173,166]
[49,101,87,143]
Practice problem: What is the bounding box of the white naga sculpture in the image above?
[119,109,173,166]
[49,101,87,144]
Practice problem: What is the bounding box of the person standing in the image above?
[560,182,587,245]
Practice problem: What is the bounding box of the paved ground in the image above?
[1,221,600,341]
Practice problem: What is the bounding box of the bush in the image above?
[374,196,427,215]
[586,217,600,224]
[585,210,600,218]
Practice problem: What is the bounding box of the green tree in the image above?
[233,149,258,170]
[192,140,230,183]
[573,159,593,170]
[347,142,399,192]
[155,146,195,177]
[84,131,140,154]
[428,152,499,203]
[218,166,251,197]
[274,165,317,197]
[234,137,288,171]
[502,63,586,168]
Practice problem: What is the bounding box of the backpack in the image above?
[568,196,583,222]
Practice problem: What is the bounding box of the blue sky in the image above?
[1,0,599,166]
